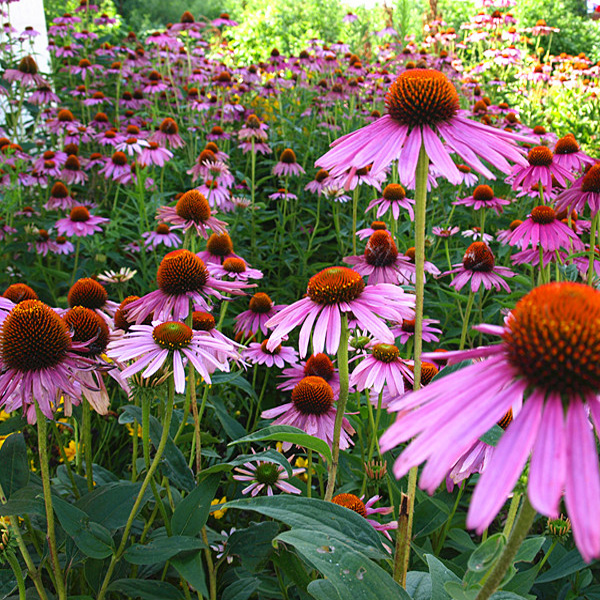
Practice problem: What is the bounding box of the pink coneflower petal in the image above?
[467,391,544,533]
[528,393,566,518]
[565,398,600,562]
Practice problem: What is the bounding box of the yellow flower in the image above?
[0,410,11,422]
[0,436,7,451]
[211,496,228,519]
[126,423,142,438]
[63,440,78,462]
[275,441,283,453]
[295,457,309,482]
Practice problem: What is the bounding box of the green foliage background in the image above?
[44,0,600,62]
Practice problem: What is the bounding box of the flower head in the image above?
[266,266,415,356]
[317,69,529,186]
[380,282,600,562]
[262,376,355,450]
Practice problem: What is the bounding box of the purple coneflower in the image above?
[332,493,397,542]
[108,321,238,393]
[344,230,412,285]
[350,342,413,397]
[510,146,574,194]
[156,190,228,239]
[380,282,600,562]
[506,205,583,252]
[262,376,355,449]
[138,141,173,167]
[142,223,181,249]
[233,457,304,496]
[273,149,305,177]
[432,226,459,238]
[441,241,514,293]
[555,163,600,216]
[3,55,48,87]
[553,134,595,172]
[366,183,415,220]
[197,233,241,265]
[357,221,388,240]
[316,69,529,185]
[151,118,185,149]
[55,206,109,237]
[453,184,511,213]
[99,151,130,181]
[278,353,340,396]
[243,340,298,368]
[125,250,248,323]
[208,257,263,281]
[392,318,442,344]
[0,300,96,422]
[235,293,284,337]
[266,266,415,356]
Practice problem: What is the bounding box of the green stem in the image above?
[536,538,557,573]
[393,494,410,586]
[502,492,521,538]
[35,401,67,600]
[397,142,430,587]
[96,376,176,600]
[6,552,26,600]
[306,449,312,499]
[459,291,476,350]
[324,314,350,502]
[434,484,465,554]
[588,213,599,286]
[82,401,94,492]
[413,142,430,392]
[475,497,536,600]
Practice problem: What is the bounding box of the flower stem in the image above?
[97,376,176,600]
[397,141,430,587]
[34,401,67,600]
[6,552,26,600]
[588,212,599,286]
[502,492,521,538]
[393,493,410,587]
[475,496,537,600]
[459,291,476,350]
[306,449,313,499]
[324,314,350,502]
[413,142,430,392]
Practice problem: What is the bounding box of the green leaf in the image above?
[120,406,194,491]
[230,425,332,462]
[468,534,506,573]
[171,551,208,598]
[225,495,387,559]
[76,482,152,531]
[273,548,313,593]
[171,473,220,537]
[535,548,591,583]
[444,582,477,600]
[107,579,184,600]
[307,579,343,600]
[431,360,472,382]
[228,521,279,570]
[489,593,530,600]
[276,529,410,600]
[209,397,248,440]
[0,434,29,501]
[222,575,261,600]
[211,371,258,399]
[0,482,43,516]
[123,535,206,565]
[479,425,504,447]
[513,537,545,563]
[407,571,433,600]
[53,497,114,559]
[427,554,461,600]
